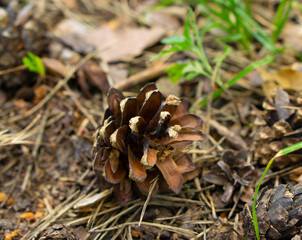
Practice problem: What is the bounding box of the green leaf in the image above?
[165,63,186,83]
[22,52,45,77]
[200,56,274,107]
[161,35,186,44]
[22,57,37,72]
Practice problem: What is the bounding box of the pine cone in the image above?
[241,182,302,239]
[254,89,302,168]
[203,150,254,204]
[92,83,205,205]
[0,1,47,90]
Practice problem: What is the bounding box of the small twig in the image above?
[0,65,27,75]
[20,164,33,193]
[111,207,141,240]
[113,63,173,90]
[228,185,244,219]
[90,203,140,231]
[91,221,197,237]
[139,176,158,226]
[64,85,98,129]
[207,190,217,220]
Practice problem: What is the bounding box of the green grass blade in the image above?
[199,56,274,107]
[253,141,302,240]
[236,8,278,54]
[272,0,293,42]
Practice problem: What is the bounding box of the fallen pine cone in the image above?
[203,149,255,204]
[254,89,302,168]
[92,83,205,205]
[241,182,302,239]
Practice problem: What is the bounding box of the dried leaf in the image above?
[274,64,302,90]
[42,57,68,77]
[83,25,165,62]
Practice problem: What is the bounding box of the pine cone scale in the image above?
[156,155,183,194]
[128,145,147,182]
[242,183,302,239]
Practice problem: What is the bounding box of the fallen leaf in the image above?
[20,212,35,220]
[6,197,13,205]
[280,22,302,51]
[0,192,6,202]
[82,24,165,62]
[20,212,36,223]
[290,169,302,182]
[274,63,302,90]
[144,10,180,30]
[35,211,45,218]
[5,230,21,240]
[42,58,68,77]
[54,18,88,36]
[259,64,302,97]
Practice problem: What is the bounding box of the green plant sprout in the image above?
[151,10,215,83]
[199,56,274,107]
[252,141,302,240]
[22,52,45,77]
[272,0,293,43]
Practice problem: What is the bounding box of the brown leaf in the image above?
[275,64,302,91]
[144,10,180,30]
[128,146,147,182]
[156,155,183,194]
[280,22,302,52]
[203,172,228,186]
[83,60,109,92]
[83,25,165,62]
[42,58,68,77]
